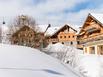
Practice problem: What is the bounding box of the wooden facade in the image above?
[47,24,78,47]
[77,13,103,55]
[11,25,44,48]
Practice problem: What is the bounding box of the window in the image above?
[52,42,57,44]
[71,41,73,45]
[68,36,70,38]
[62,42,64,44]
[90,47,95,54]
[60,36,62,38]
[85,48,87,53]
[77,41,80,44]
[64,36,66,38]
[73,36,75,38]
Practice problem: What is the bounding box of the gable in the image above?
[12,26,35,37]
[79,13,103,35]
[90,13,103,25]
[50,24,77,38]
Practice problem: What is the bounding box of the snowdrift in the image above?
[44,43,103,77]
[43,43,83,66]
[0,44,82,77]
[75,54,103,77]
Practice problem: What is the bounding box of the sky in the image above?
[0,0,103,27]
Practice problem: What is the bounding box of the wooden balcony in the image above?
[79,33,103,44]
[77,44,83,49]
[87,28,100,33]
[84,22,100,31]
[48,38,59,42]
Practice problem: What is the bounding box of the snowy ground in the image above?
[44,43,103,77]
[43,43,83,66]
[0,44,82,77]
[75,54,103,77]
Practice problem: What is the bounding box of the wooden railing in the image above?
[77,44,83,49]
[48,38,59,42]
[78,33,103,44]
[84,22,100,30]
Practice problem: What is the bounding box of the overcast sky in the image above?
[0,0,103,26]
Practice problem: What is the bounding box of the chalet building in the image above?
[46,24,78,47]
[10,15,50,49]
[77,13,103,55]
[11,25,45,48]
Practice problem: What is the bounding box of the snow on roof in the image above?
[66,24,81,34]
[0,44,81,77]
[37,24,61,36]
[45,26,61,36]
[36,24,80,36]
[67,24,77,30]
[90,13,103,25]
[75,27,81,35]
[45,24,77,37]
[37,24,49,33]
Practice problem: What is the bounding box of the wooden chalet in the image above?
[11,25,44,48]
[47,24,78,47]
[77,13,103,55]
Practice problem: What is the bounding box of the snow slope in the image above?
[45,43,83,53]
[44,43,67,52]
[0,44,82,77]
[44,43,103,77]
[75,54,103,77]
[43,43,83,66]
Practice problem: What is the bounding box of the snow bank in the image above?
[0,44,82,77]
[43,43,83,67]
[45,43,67,52]
[44,43,103,77]
[75,54,103,77]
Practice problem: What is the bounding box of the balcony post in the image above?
[94,45,98,55]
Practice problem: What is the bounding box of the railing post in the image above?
[95,45,98,55]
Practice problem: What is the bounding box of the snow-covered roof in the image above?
[78,13,103,34]
[75,27,81,35]
[66,24,77,31]
[37,24,49,33]
[45,26,61,36]
[49,24,79,37]
[0,44,82,77]
[66,24,81,34]
[37,24,62,36]
[90,13,103,25]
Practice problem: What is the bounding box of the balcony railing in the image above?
[87,28,100,33]
[48,38,59,42]
[79,33,103,44]
[84,23,100,31]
